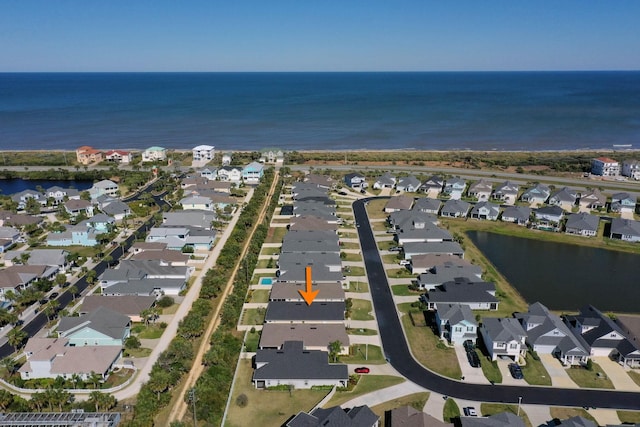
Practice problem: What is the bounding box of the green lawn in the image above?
[244,329,261,352]
[225,360,329,427]
[124,347,152,358]
[550,408,598,425]
[344,266,366,276]
[365,199,389,219]
[256,258,277,268]
[386,268,415,278]
[162,303,180,315]
[346,281,369,293]
[565,362,614,389]
[520,353,552,386]
[480,404,532,427]
[327,375,405,407]
[339,344,385,365]
[391,285,421,297]
[341,242,362,250]
[248,289,270,303]
[370,392,430,421]
[260,246,281,256]
[135,324,165,339]
[443,398,460,423]
[346,328,378,336]
[342,252,362,262]
[400,314,462,379]
[240,308,266,325]
[265,226,288,244]
[371,221,388,232]
[476,349,502,384]
[618,411,640,424]
[349,299,374,321]
[381,253,402,264]
[627,370,640,386]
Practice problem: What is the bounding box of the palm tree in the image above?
[1,357,18,378]
[44,300,60,321]
[140,309,153,326]
[68,285,78,301]
[0,389,13,411]
[29,391,46,411]
[88,371,103,389]
[7,328,28,350]
[147,370,172,400]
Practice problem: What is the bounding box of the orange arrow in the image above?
[299,265,319,306]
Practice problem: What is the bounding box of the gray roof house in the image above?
[388,210,438,231]
[548,187,578,207]
[253,341,348,389]
[372,172,396,189]
[443,177,466,199]
[412,197,442,214]
[305,174,335,189]
[479,317,527,361]
[289,216,338,232]
[277,251,342,273]
[416,261,483,290]
[100,199,131,220]
[79,295,156,323]
[500,206,531,226]
[436,303,478,346]
[4,248,69,271]
[270,282,345,302]
[287,405,379,427]
[609,218,640,242]
[384,195,414,213]
[520,183,551,205]
[264,301,345,324]
[515,302,589,366]
[565,213,599,237]
[533,205,565,227]
[421,278,498,311]
[460,412,526,427]
[163,210,217,230]
[403,241,465,260]
[611,192,637,213]
[467,179,493,201]
[344,173,367,189]
[57,306,131,347]
[579,189,607,210]
[440,199,471,218]
[470,201,501,221]
[396,227,453,245]
[260,323,350,355]
[396,175,421,193]
[281,230,340,253]
[555,416,597,427]
[491,181,519,203]
[419,175,444,194]
[388,405,453,427]
[410,254,474,275]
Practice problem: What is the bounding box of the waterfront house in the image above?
[57,306,131,347]
[501,206,531,226]
[440,199,471,218]
[388,210,438,231]
[610,192,637,213]
[372,172,396,189]
[64,199,94,218]
[192,144,215,162]
[253,341,348,389]
[565,213,599,237]
[412,197,441,214]
[579,189,607,210]
[443,177,466,200]
[141,146,167,163]
[533,205,565,228]
[242,161,265,183]
[217,166,243,183]
[416,261,482,290]
[421,278,498,311]
[520,183,551,205]
[395,175,421,193]
[259,149,284,164]
[75,146,103,165]
[90,179,119,198]
[419,175,444,195]
[104,150,132,164]
[591,157,620,176]
[467,179,493,201]
[100,199,131,221]
[285,405,379,427]
[45,186,80,205]
[480,317,527,361]
[259,323,349,355]
[403,241,464,260]
[198,167,217,180]
[470,201,501,221]
[491,181,519,204]
[622,159,640,180]
[396,227,453,245]
[435,303,478,346]
[384,195,414,213]
[409,254,473,275]
[515,302,589,366]
[548,187,578,208]
[344,172,367,189]
[609,218,640,242]
[11,189,45,210]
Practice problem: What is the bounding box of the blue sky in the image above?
[1,0,639,71]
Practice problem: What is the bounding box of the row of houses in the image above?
[144,211,218,251]
[591,156,640,179]
[11,180,121,211]
[76,145,185,165]
[251,175,350,390]
[188,161,266,184]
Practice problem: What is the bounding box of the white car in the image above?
[463,407,478,417]
[399,260,411,266]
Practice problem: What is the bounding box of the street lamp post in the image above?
[517,396,522,416]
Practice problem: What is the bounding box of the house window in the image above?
[467,327,474,332]
[509,343,518,349]
[454,327,462,332]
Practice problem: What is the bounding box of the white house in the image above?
[221,152,232,166]
[480,317,527,361]
[90,180,119,198]
[217,166,243,183]
[192,145,215,162]
[436,303,477,346]
[622,160,640,180]
[180,195,214,211]
[591,157,620,176]
[104,150,132,164]
[141,146,167,163]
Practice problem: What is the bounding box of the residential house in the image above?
[221,153,232,166]
[591,157,620,176]
[103,150,132,164]
[480,317,527,361]
[146,226,215,251]
[130,242,167,254]
[440,199,471,218]
[46,224,98,247]
[412,198,441,214]
[192,144,215,162]
[614,315,640,369]
[396,227,453,245]
[276,252,344,284]
[286,405,379,427]
[491,181,519,204]
[18,337,121,381]
[44,186,80,205]
[0,265,57,300]
[264,302,345,324]
[388,210,438,231]
[533,206,565,228]
[579,189,607,210]
[416,261,482,290]
[443,177,466,200]
[0,210,42,228]
[180,195,214,211]
[548,187,578,208]
[611,192,637,213]
[11,189,45,210]
[372,172,396,189]
[259,323,349,355]
[460,412,526,427]
[622,160,640,180]
[436,303,478,345]
[292,203,338,223]
[0,226,21,244]
[470,201,501,221]
[409,254,473,275]
[253,341,348,389]
[344,172,367,189]
[554,416,597,427]
[288,216,338,232]
[242,161,265,183]
[79,295,156,323]
[395,175,421,193]
[130,249,190,266]
[421,278,498,311]
[515,302,589,366]
[163,210,217,230]
[75,146,103,165]
[388,406,452,427]
[419,175,444,195]
[467,179,493,201]
[609,218,640,242]
[64,199,94,218]
[501,206,531,226]
[99,260,191,296]
[4,248,69,272]
[305,174,335,189]
[259,149,284,164]
[520,183,551,205]
[199,167,218,180]
[141,146,167,163]
[83,213,115,233]
[565,213,599,237]
[217,166,243,183]
[100,199,131,221]
[90,180,119,198]
[384,196,414,213]
[403,241,465,260]
[57,306,131,347]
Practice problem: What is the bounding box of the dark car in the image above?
[463,340,475,352]
[388,246,402,252]
[509,363,524,379]
[39,299,48,305]
[354,367,370,374]
[338,191,348,196]
[467,350,481,368]
[50,292,59,299]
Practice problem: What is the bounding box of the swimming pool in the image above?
[259,277,273,285]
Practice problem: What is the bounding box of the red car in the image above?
[354,367,370,374]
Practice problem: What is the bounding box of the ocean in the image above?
[1,72,639,152]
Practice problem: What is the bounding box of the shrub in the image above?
[235,393,248,407]
[157,296,175,308]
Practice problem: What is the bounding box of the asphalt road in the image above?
[353,197,640,410]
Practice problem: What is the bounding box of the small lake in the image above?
[467,231,640,313]
[0,179,93,195]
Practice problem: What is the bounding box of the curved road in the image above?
[353,197,640,410]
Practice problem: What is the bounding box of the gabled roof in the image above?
[403,241,464,256]
[611,192,637,203]
[501,206,531,221]
[397,175,421,189]
[481,317,526,342]
[460,412,526,427]
[438,303,477,327]
[260,323,349,350]
[493,181,519,195]
[565,213,599,232]
[101,200,130,216]
[535,205,565,217]
[397,227,452,241]
[254,341,348,381]
[445,177,466,188]
[389,405,453,427]
[418,263,482,286]
[385,195,414,211]
[305,174,334,188]
[413,198,442,212]
[374,172,396,186]
[556,416,597,427]
[58,306,130,340]
[424,278,497,305]
[80,295,156,318]
[521,183,551,200]
[265,301,345,322]
[411,254,473,270]
[468,179,493,193]
[289,405,379,427]
[441,199,471,215]
[470,201,501,217]
[270,282,345,301]
[610,218,640,237]
[549,187,578,204]
[289,216,338,232]
[569,305,627,349]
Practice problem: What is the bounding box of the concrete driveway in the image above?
[593,357,640,391]
[538,354,579,388]
[496,358,526,386]
[454,345,490,384]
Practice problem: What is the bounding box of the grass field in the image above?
[366,199,389,219]
[264,226,288,244]
[386,268,415,278]
[135,324,165,339]
[347,328,378,336]
[477,350,502,384]
[345,266,366,276]
[618,410,640,424]
[225,360,329,427]
[326,375,405,407]
[391,285,421,297]
[370,392,430,421]
[628,370,640,386]
[346,281,369,293]
[480,403,532,427]
[248,289,270,303]
[521,353,552,386]
[342,252,363,262]
[244,329,261,352]
[565,362,614,389]
[443,398,460,423]
[339,344,385,365]
[240,308,266,325]
[350,299,374,321]
[260,246,281,256]
[549,407,597,425]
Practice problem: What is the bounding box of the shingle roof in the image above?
[58,306,130,340]
[481,318,526,343]
[260,323,349,350]
[265,301,345,322]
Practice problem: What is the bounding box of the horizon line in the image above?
[1,69,640,74]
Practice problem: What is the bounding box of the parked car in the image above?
[338,191,348,196]
[467,350,481,368]
[463,407,478,417]
[360,189,367,194]
[39,299,48,305]
[389,246,402,252]
[50,292,59,299]
[509,363,524,379]
[387,228,396,234]
[354,367,370,374]
[463,340,475,352]
[399,260,411,266]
